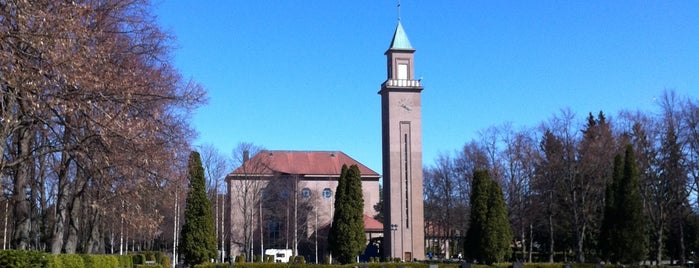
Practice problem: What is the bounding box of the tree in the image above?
[599,154,622,262]
[464,170,512,264]
[533,129,566,263]
[328,164,365,264]
[1,0,204,253]
[198,144,230,262]
[179,151,217,266]
[600,146,647,264]
[228,143,267,260]
[561,111,614,263]
[373,184,384,223]
[424,152,463,259]
[500,127,538,262]
[616,145,647,263]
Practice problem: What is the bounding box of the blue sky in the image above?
[155,1,698,174]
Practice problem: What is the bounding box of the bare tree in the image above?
[572,112,616,262]
[228,143,266,260]
[1,0,204,252]
[500,127,538,262]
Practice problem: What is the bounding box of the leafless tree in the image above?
[572,111,616,262]
[500,126,538,262]
[228,143,267,260]
[0,0,204,252]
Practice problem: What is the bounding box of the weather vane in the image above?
[397,0,401,21]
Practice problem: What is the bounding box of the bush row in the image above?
[0,250,169,268]
[193,263,690,268]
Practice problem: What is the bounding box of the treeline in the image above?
[0,0,205,254]
[424,91,699,264]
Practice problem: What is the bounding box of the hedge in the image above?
[48,254,85,268]
[0,251,692,268]
[0,250,173,268]
[0,250,48,268]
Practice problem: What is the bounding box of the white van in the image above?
[264,249,292,263]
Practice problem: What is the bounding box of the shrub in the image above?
[81,254,118,268]
[0,250,48,268]
[193,263,230,268]
[145,252,156,262]
[133,254,146,265]
[117,255,133,268]
[291,256,305,264]
[45,254,63,268]
[58,254,85,268]
[159,254,172,268]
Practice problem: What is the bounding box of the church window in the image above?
[322,188,332,199]
[301,188,311,198]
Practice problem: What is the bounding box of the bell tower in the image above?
[379,20,424,261]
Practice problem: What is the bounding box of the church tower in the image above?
[380,20,425,261]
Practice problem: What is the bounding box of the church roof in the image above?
[388,21,413,50]
[228,150,380,179]
[363,214,384,232]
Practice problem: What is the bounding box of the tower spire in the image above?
[397,0,401,21]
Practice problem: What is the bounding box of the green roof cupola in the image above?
[382,20,420,85]
[388,21,413,50]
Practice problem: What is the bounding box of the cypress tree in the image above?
[599,154,623,262]
[483,177,513,264]
[600,145,647,264]
[616,145,647,264]
[328,164,366,264]
[179,151,217,266]
[464,170,512,264]
[464,170,489,262]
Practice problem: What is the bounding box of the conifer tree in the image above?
[328,164,366,264]
[600,145,647,264]
[616,145,647,263]
[599,154,623,262]
[464,170,512,264]
[464,170,488,262]
[179,151,218,266]
[483,176,513,264]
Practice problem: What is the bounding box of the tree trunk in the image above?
[656,218,663,265]
[548,213,554,263]
[50,148,72,253]
[86,209,102,254]
[64,193,82,253]
[679,222,686,265]
[577,224,586,263]
[12,127,32,250]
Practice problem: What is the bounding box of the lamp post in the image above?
[390,224,397,259]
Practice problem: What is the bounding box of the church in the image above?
[226,19,425,262]
[226,150,382,262]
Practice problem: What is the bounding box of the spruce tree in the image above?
[328,164,366,264]
[179,151,217,266]
[464,170,512,264]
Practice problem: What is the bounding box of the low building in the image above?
[226,150,381,262]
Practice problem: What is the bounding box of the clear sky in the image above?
[154,1,698,174]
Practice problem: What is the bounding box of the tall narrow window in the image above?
[397,64,408,80]
[403,134,410,228]
[400,122,411,228]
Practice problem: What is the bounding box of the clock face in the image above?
[398,97,412,112]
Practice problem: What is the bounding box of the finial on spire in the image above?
[397,0,401,21]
